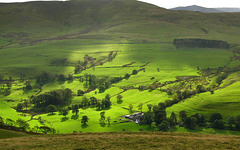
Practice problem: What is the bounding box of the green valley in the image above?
[0,0,239,137]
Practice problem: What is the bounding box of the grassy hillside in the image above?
[167,80,240,119]
[0,129,28,139]
[0,0,239,135]
[0,132,240,149]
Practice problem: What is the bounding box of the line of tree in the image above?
[79,73,123,93]
[36,72,74,86]
[142,104,240,131]
[57,74,73,82]
[74,94,112,110]
[65,94,112,112]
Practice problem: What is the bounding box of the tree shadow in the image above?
[61,117,69,122]
[47,113,56,116]
[146,126,156,131]
[58,81,65,85]
[71,115,79,120]
[81,124,89,128]
[67,80,73,84]
[117,100,123,104]
[23,89,30,94]
[100,123,106,127]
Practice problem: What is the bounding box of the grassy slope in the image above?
[167,78,240,120]
[0,129,28,139]
[0,0,239,134]
[0,132,240,149]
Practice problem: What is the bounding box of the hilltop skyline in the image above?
[138,0,240,8]
[1,0,240,9]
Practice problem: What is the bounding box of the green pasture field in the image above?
[33,105,154,133]
[0,100,31,122]
[0,40,238,133]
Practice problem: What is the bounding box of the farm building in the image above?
[125,112,144,124]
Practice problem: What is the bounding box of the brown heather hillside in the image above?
[0,132,240,149]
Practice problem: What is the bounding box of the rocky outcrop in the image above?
[174,39,230,49]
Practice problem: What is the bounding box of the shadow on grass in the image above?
[81,105,97,110]
[117,100,123,104]
[47,113,56,116]
[100,123,106,127]
[96,107,111,111]
[71,115,79,120]
[23,90,29,94]
[81,124,89,128]
[61,117,69,122]
[58,81,65,85]
[67,80,73,84]
[146,126,156,131]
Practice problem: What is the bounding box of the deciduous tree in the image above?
[138,103,143,112]
[117,95,123,103]
[227,116,235,128]
[179,110,187,122]
[81,116,89,125]
[16,118,30,131]
[47,105,57,114]
[144,111,154,127]
[209,113,222,123]
[62,108,69,118]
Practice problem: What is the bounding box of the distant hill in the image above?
[216,8,240,12]
[171,5,240,13]
[171,5,222,13]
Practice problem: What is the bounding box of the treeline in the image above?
[71,94,112,111]
[176,111,240,131]
[35,68,137,95]
[142,102,240,131]
[74,52,117,74]
[79,73,124,93]
[174,39,230,49]
[36,72,73,86]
